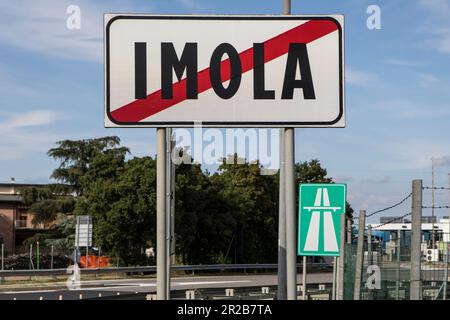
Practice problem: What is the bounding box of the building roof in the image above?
[0,182,47,188]
[0,194,22,202]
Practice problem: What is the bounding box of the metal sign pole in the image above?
[277,128,287,300]
[332,257,337,300]
[285,127,297,300]
[302,256,307,300]
[170,137,176,266]
[76,216,80,265]
[283,0,297,301]
[156,128,168,300]
[165,127,172,299]
[337,213,346,300]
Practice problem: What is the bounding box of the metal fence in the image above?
[344,230,450,300]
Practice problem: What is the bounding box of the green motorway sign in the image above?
[298,184,346,257]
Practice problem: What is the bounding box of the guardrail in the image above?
[0,262,331,278]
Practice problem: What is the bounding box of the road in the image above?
[0,273,332,300]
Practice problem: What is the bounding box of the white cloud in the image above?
[417,0,450,15]
[417,73,439,88]
[436,34,450,53]
[0,110,61,160]
[177,0,203,11]
[373,99,450,119]
[346,67,377,86]
[384,138,450,170]
[0,0,138,62]
[385,58,424,67]
[417,0,450,54]
[0,110,58,132]
[435,156,450,166]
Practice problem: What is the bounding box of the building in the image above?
[379,216,404,224]
[368,216,450,247]
[0,178,50,253]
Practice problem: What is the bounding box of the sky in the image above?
[0,0,449,223]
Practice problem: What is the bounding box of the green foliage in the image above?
[47,136,129,195]
[19,185,75,227]
[23,214,76,251]
[210,154,278,264]
[24,136,354,266]
[175,159,233,265]
[77,154,156,266]
[3,253,71,270]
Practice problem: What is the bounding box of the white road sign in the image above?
[104,15,344,128]
[75,215,92,247]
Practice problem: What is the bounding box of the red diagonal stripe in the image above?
[111,19,338,123]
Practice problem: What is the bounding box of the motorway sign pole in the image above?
[157,128,168,300]
[298,184,346,300]
[332,257,337,299]
[302,256,307,300]
[337,212,346,299]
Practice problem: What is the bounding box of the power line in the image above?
[422,206,450,209]
[365,193,412,218]
[370,212,412,229]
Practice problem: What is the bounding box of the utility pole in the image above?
[445,173,450,300]
[367,226,372,300]
[0,243,3,283]
[277,129,287,300]
[410,179,423,300]
[157,128,167,300]
[347,219,352,244]
[432,157,435,249]
[282,0,297,301]
[353,210,366,300]
[395,229,401,300]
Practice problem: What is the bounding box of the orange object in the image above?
[79,255,111,268]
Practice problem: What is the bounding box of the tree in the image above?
[23,213,76,252]
[295,159,353,220]
[174,155,232,265]
[47,136,129,195]
[19,185,75,228]
[76,153,156,266]
[211,154,279,264]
